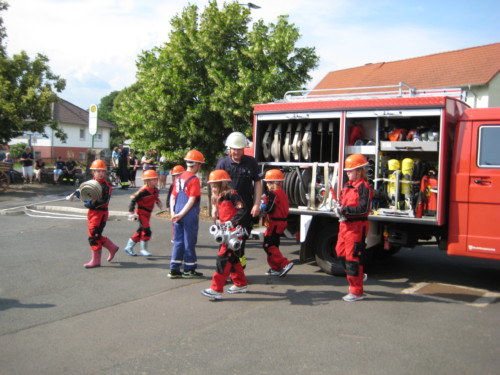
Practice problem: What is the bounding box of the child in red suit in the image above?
[202,170,248,300]
[335,154,374,302]
[124,169,162,257]
[261,169,294,277]
[83,159,119,268]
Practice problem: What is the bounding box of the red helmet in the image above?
[171,165,185,176]
[184,150,205,164]
[263,169,285,182]
[344,154,368,171]
[208,170,231,183]
[142,170,159,180]
[90,159,107,170]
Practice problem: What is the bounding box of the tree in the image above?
[0,1,66,145]
[113,1,319,166]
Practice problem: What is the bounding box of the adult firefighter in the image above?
[168,150,205,279]
[118,144,130,189]
[216,132,262,267]
[334,154,374,302]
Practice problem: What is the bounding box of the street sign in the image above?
[89,104,98,135]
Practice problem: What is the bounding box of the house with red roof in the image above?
[313,42,500,108]
[8,99,115,162]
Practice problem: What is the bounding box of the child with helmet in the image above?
[123,169,163,257]
[82,159,120,268]
[168,150,205,279]
[201,169,248,300]
[261,169,294,277]
[335,154,374,302]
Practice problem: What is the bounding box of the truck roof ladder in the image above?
[283,82,463,102]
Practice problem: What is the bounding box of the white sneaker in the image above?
[342,293,365,302]
[363,273,368,282]
[201,288,222,300]
[227,285,248,294]
[279,262,294,277]
[265,268,280,276]
[140,249,152,257]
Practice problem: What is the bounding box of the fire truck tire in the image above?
[314,227,345,276]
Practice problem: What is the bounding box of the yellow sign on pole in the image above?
[89,104,98,136]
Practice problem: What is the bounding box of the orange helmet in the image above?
[90,159,107,170]
[344,154,368,171]
[171,165,185,176]
[263,169,285,182]
[184,150,205,164]
[142,169,159,180]
[208,169,231,183]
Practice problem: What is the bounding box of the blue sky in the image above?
[3,0,499,110]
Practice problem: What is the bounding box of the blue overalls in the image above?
[170,175,200,272]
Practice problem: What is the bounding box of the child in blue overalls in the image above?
[168,150,205,279]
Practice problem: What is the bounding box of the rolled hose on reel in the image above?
[79,180,103,201]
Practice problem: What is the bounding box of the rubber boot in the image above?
[84,249,102,268]
[103,238,119,262]
[139,241,152,257]
[124,238,137,256]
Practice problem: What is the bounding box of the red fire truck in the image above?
[251,83,500,275]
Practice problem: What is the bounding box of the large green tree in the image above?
[0,1,66,145]
[114,1,319,166]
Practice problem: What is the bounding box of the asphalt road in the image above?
[1,182,499,375]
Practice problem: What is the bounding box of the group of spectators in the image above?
[0,146,78,184]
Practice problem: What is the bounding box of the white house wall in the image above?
[488,74,500,108]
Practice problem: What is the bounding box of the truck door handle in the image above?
[473,179,491,185]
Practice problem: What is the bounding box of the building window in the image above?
[79,152,86,161]
[79,128,86,141]
[95,130,103,142]
[35,151,42,159]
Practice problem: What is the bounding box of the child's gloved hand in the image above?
[128,213,138,221]
[74,189,80,199]
[84,200,92,208]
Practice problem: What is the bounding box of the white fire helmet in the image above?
[225,132,251,149]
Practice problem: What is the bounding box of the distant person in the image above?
[128,151,139,188]
[141,151,156,171]
[34,157,46,183]
[62,156,77,183]
[118,144,130,189]
[158,152,169,190]
[111,146,120,184]
[216,132,262,268]
[168,150,204,279]
[2,153,15,183]
[53,156,65,184]
[19,146,34,184]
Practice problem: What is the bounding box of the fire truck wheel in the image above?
[314,227,345,276]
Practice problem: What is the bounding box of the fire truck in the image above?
[250,82,500,275]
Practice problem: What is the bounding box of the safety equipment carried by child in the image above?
[79,179,103,201]
[344,154,369,171]
[184,150,205,164]
[263,169,285,182]
[142,169,159,180]
[208,169,231,183]
[89,159,107,170]
[209,222,248,250]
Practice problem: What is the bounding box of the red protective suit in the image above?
[335,178,373,295]
[262,187,291,271]
[129,184,159,243]
[210,190,248,293]
[87,178,112,251]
